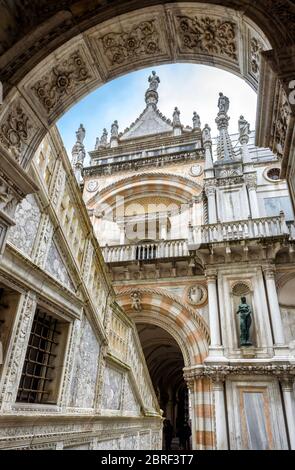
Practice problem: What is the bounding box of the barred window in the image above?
[17,309,68,404]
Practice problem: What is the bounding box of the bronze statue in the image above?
[236,296,252,346]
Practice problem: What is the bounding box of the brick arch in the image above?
[116,286,209,367]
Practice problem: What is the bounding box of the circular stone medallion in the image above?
[187,285,207,306]
[87,180,98,192]
[190,164,203,177]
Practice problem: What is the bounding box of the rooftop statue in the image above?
[193,112,201,129]
[173,107,181,127]
[111,120,119,139]
[147,71,160,92]
[218,92,230,114]
[100,128,108,147]
[238,115,250,140]
[76,123,85,144]
[236,296,252,346]
[202,123,211,141]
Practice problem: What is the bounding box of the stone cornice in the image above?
[183,364,295,382]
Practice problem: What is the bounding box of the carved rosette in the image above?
[100,20,161,66]
[0,103,35,164]
[32,51,92,114]
[176,15,237,61]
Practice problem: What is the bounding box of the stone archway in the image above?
[1,2,294,255]
[116,286,214,449]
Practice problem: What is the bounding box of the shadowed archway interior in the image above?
[136,322,189,447]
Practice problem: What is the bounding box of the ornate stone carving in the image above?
[131,291,142,311]
[45,238,75,291]
[33,214,54,268]
[176,16,237,60]
[192,111,201,129]
[238,115,250,144]
[250,37,263,75]
[245,173,257,189]
[204,182,216,197]
[0,292,37,407]
[187,284,207,306]
[100,20,161,66]
[0,105,33,163]
[0,178,19,220]
[102,366,123,410]
[172,107,181,127]
[272,84,291,157]
[69,316,101,409]
[184,364,295,382]
[32,51,91,113]
[7,194,41,257]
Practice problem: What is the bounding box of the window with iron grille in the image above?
[17,308,68,404]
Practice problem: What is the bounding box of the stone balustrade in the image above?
[102,239,189,263]
[190,213,294,245]
[102,214,295,263]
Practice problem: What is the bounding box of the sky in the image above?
[57,63,257,162]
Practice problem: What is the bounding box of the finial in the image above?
[192,111,201,129]
[110,120,119,148]
[202,124,211,144]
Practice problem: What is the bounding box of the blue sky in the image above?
[57,63,257,162]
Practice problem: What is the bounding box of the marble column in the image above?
[263,268,285,345]
[212,378,228,450]
[205,184,217,224]
[245,175,259,219]
[280,378,295,449]
[206,272,221,348]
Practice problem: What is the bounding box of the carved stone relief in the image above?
[0,292,37,408]
[102,366,123,410]
[69,316,100,409]
[45,239,75,291]
[175,15,238,61]
[123,377,140,414]
[7,194,41,257]
[99,20,162,67]
[32,50,92,114]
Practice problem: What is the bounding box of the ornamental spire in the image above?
[145,71,160,107]
[71,123,86,184]
[215,92,236,161]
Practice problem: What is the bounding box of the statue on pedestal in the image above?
[147,71,160,91]
[218,92,230,114]
[236,296,252,346]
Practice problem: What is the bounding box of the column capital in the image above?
[245,173,257,189]
[263,265,276,279]
[280,377,294,391]
[205,269,217,282]
[204,181,216,197]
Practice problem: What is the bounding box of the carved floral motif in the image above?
[32,51,91,113]
[176,16,237,60]
[0,105,33,162]
[250,37,263,75]
[100,20,161,66]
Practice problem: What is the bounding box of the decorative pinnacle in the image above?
[215,93,236,161]
[145,70,160,107]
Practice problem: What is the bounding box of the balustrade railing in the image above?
[102,215,295,263]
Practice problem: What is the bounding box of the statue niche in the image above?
[236,296,252,346]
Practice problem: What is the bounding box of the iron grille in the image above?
[17,309,61,404]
